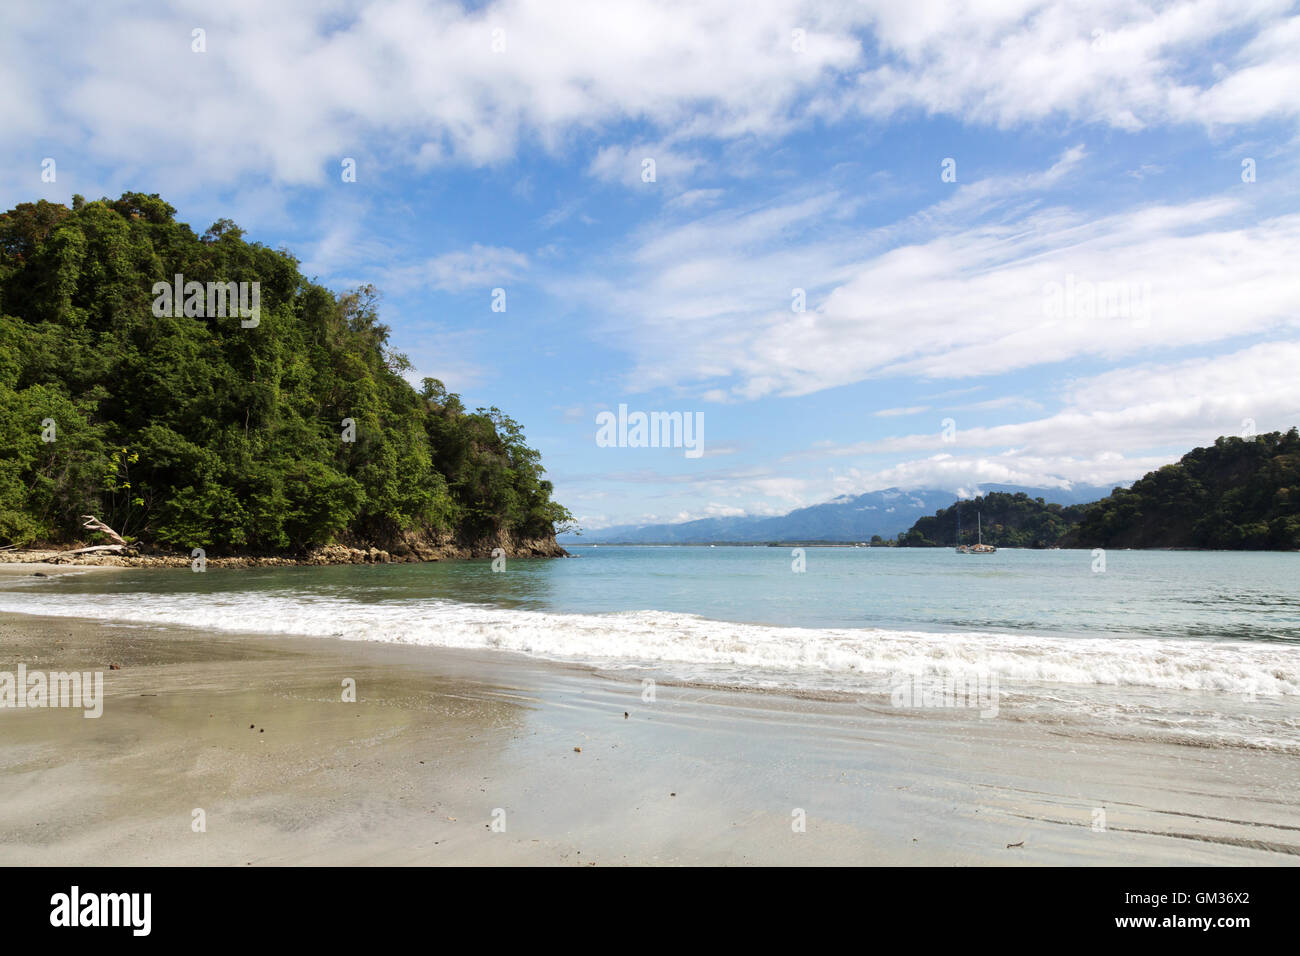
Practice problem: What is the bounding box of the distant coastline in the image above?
[569,429,1300,552]
[562,541,1298,552]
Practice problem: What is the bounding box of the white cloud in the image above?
[0,0,862,191]
[570,163,1300,401]
[835,451,1161,496]
[952,396,1044,413]
[587,143,707,189]
[800,343,1300,465]
[3,0,1295,200]
[383,244,528,293]
[846,1,1300,131]
[874,406,931,417]
[665,188,726,212]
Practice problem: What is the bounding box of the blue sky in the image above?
[4,0,1299,530]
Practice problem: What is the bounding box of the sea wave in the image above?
[2,589,1298,699]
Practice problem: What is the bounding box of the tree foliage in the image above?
[0,194,572,551]
[895,431,1300,551]
[1062,430,1300,550]
[898,492,1090,548]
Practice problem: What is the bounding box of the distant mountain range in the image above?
[562,483,1124,544]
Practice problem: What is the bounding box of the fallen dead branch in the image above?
[80,515,127,546]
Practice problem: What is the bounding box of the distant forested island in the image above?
[898,493,1091,549]
[898,430,1300,550]
[0,193,572,559]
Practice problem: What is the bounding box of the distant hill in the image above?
[1061,430,1300,550]
[898,492,1092,549]
[565,483,1119,544]
[889,430,1300,551]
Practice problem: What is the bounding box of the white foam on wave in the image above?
[2,588,1297,699]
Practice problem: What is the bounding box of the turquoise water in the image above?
[12,545,1297,644]
[3,547,1300,747]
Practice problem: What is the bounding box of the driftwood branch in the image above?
[62,544,131,556]
[80,515,126,546]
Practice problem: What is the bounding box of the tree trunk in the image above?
[80,515,127,546]
[61,544,131,556]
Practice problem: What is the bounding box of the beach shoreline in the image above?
[2,610,1296,865]
[0,538,569,570]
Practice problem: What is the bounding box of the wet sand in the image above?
[1,600,1297,865]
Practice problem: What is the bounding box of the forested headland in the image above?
[0,193,572,560]
[897,430,1300,551]
[1060,429,1300,550]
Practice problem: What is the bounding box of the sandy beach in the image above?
[1,564,1296,866]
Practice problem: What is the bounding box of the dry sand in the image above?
[1,592,1297,865]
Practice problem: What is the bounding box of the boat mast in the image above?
[978,511,982,545]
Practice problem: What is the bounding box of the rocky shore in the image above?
[0,533,569,569]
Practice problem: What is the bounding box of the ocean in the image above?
[3,546,1298,750]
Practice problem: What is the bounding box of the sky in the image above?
[4,0,1299,531]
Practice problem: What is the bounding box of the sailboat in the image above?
[968,511,997,554]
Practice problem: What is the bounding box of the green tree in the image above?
[0,193,572,553]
